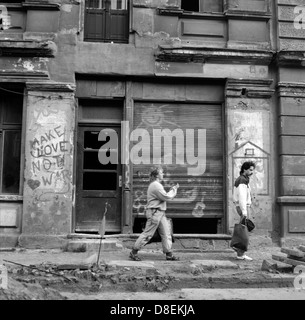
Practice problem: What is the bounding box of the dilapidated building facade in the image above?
[0,0,305,249]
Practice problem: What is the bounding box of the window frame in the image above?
[181,0,223,14]
[84,0,129,43]
[0,87,25,197]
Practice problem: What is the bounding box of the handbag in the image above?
[230,222,249,252]
[241,216,255,232]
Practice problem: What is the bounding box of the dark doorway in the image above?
[133,217,219,234]
[75,124,122,233]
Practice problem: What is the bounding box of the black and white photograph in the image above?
[0,0,305,309]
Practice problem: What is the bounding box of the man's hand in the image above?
[171,183,179,191]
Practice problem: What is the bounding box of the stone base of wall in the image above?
[279,236,305,248]
[18,234,69,249]
[0,232,285,250]
[0,234,19,248]
[64,239,124,252]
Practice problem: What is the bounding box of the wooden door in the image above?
[75,125,121,233]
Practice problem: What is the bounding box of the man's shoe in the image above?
[166,254,179,261]
[236,254,253,261]
[129,251,141,261]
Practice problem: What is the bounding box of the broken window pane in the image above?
[181,0,222,13]
[0,90,23,195]
[83,172,117,190]
[2,96,23,124]
[84,150,117,170]
[2,130,21,194]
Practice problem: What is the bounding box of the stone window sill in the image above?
[0,39,56,57]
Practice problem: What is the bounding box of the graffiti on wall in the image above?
[230,110,270,196]
[132,102,224,218]
[132,168,223,218]
[135,104,181,130]
[27,103,72,195]
[230,111,265,150]
[132,177,214,218]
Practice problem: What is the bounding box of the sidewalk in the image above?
[0,243,297,298]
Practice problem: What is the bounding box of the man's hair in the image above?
[240,161,256,175]
[150,166,163,183]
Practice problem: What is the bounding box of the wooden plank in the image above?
[272,254,305,267]
[298,245,305,252]
[281,247,305,258]
[57,264,90,270]
[287,255,305,262]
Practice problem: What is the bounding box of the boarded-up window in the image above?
[0,92,23,194]
[181,0,223,13]
[84,0,129,43]
[132,102,224,219]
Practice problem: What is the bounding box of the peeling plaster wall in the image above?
[47,1,80,83]
[133,0,179,8]
[0,57,49,75]
[75,42,154,75]
[22,90,75,237]
[226,97,274,236]
[133,5,178,48]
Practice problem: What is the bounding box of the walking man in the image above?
[232,161,256,261]
[129,167,179,261]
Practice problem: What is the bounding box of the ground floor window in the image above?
[0,88,23,194]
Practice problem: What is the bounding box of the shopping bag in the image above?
[230,223,249,252]
[241,216,255,232]
[146,218,175,244]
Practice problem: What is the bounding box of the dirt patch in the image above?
[0,246,296,300]
[1,256,295,300]
[0,276,66,300]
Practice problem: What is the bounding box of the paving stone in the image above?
[106,260,155,268]
[65,239,122,252]
[190,260,239,269]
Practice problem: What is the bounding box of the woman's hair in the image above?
[240,161,256,175]
[150,166,163,183]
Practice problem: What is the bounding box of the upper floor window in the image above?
[0,90,23,195]
[181,0,223,13]
[84,0,129,43]
[0,1,25,32]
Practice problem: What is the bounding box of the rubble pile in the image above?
[3,261,177,297]
[271,245,305,269]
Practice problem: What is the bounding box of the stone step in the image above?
[65,239,123,253]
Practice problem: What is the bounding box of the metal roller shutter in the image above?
[132,102,224,223]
